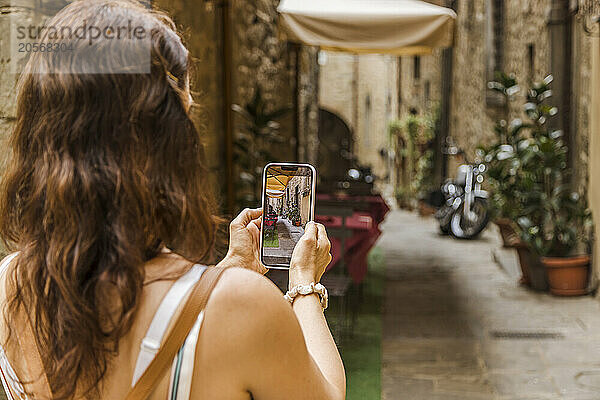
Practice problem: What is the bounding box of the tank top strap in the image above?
[0,253,26,400]
[131,264,207,387]
[0,253,19,275]
[167,310,204,400]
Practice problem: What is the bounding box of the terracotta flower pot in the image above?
[540,255,590,296]
[511,240,532,287]
[495,218,517,248]
[511,240,548,291]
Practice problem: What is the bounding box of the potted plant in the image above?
[395,186,411,209]
[516,76,593,295]
[485,134,536,285]
[481,73,525,247]
[518,191,592,295]
[390,107,439,213]
[288,205,301,227]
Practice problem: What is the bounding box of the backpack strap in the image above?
[132,264,207,386]
[125,266,226,400]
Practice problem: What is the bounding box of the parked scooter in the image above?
[435,145,490,239]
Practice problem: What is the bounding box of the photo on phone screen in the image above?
[261,163,315,268]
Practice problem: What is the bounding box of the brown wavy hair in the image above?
[0,1,217,398]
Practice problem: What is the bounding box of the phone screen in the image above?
[261,163,315,268]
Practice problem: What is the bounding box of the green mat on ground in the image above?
[263,227,279,247]
[326,247,384,400]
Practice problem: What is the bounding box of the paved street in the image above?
[380,210,600,400]
[263,218,305,265]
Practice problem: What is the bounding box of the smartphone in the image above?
[260,162,316,269]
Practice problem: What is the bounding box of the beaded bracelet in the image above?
[284,282,328,310]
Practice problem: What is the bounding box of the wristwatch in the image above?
[284,282,328,310]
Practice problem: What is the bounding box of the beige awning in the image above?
[266,171,291,199]
[277,0,456,55]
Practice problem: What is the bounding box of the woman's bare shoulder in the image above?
[209,267,290,315]
[195,267,308,391]
[196,267,299,373]
[202,266,302,344]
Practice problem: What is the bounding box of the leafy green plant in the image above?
[518,190,591,257]
[389,106,438,203]
[232,87,291,210]
[487,72,522,144]
[394,186,411,209]
[288,204,301,224]
[513,76,592,257]
[481,73,593,256]
[413,149,435,199]
[480,72,528,220]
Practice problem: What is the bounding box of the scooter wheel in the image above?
[450,198,489,239]
[439,223,451,235]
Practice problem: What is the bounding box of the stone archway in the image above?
[317,108,355,188]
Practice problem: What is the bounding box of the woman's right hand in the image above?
[289,222,332,288]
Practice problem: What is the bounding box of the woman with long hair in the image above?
[0,1,345,399]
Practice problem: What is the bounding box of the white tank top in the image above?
[0,253,206,400]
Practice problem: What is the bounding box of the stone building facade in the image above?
[318,52,400,194]
[398,50,443,117]
[0,0,320,214]
[399,1,593,185]
[448,0,593,192]
[398,0,600,286]
[447,0,557,174]
[155,0,225,181]
[283,175,311,225]
[588,35,600,288]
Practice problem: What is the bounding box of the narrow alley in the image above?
[379,211,600,400]
[265,218,305,265]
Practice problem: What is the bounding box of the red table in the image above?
[315,193,390,284]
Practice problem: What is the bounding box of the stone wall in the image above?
[398,49,443,117]
[449,0,493,164]
[296,45,320,165]
[448,0,598,292]
[155,0,225,179]
[319,52,399,192]
[570,21,594,196]
[318,52,356,136]
[159,0,321,198]
[0,1,61,148]
[441,0,590,186]
[0,0,226,181]
[231,0,296,163]
[440,0,552,174]
[588,37,600,290]
[355,54,399,186]
[0,3,18,146]
[402,0,600,287]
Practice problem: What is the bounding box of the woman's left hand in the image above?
[218,208,268,275]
